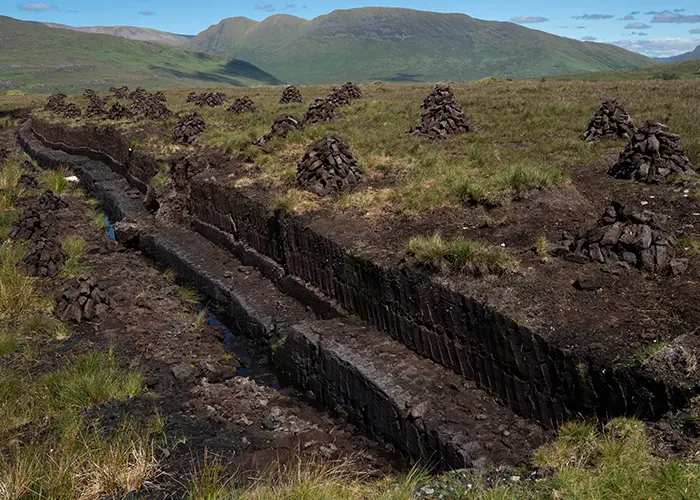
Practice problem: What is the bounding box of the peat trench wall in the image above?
[20,118,692,437]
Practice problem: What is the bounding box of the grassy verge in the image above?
[60,234,89,278]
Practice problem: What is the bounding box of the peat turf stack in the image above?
[609,122,695,183]
[55,276,111,322]
[61,104,82,119]
[297,136,363,196]
[253,115,302,146]
[9,210,58,241]
[280,85,304,104]
[82,89,97,100]
[45,94,68,114]
[193,92,227,108]
[582,99,636,143]
[327,88,352,108]
[130,91,171,120]
[37,190,68,212]
[563,202,687,275]
[110,86,129,99]
[173,113,206,145]
[85,95,107,119]
[21,237,67,278]
[341,82,362,100]
[409,85,471,139]
[303,99,339,124]
[106,103,134,121]
[228,96,258,114]
[185,91,197,103]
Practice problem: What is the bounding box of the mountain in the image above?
[655,45,700,63]
[185,7,656,84]
[550,57,700,81]
[43,23,192,46]
[0,16,282,94]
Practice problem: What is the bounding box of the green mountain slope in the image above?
[0,16,282,94]
[42,23,193,46]
[550,58,700,81]
[185,7,656,84]
[656,45,700,63]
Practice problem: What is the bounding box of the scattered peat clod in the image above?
[408,84,471,138]
[279,85,304,104]
[173,112,206,145]
[609,122,695,183]
[21,237,67,278]
[303,98,340,124]
[110,85,129,99]
[253,114,302,146]
[20,173,38,189]
[561,201,687,275]
[341,82,363,100]
[228,96,258,114]
[54,276,111,322]
[193,91,228,108]
[582,99,636,143]
[297,136,363,196]
[106,102,134,121]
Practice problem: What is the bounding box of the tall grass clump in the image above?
[406,234,518,276]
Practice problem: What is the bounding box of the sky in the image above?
[4,0,700,57]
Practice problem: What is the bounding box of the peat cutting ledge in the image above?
[17,117,699,468]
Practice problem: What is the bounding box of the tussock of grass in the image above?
[149,267,175,288]
[0,158,25,205]
[39,167,72,195]
[43,349,143,410]
[90,209,107,230]
[0,240,40,320]
[60,234,89,278]
[275,188,319,213]
[407,234,518,276]
[0,417,162,499]
[0,332,18,357]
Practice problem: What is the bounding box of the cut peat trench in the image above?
[19,118,549,470]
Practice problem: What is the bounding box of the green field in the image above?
[0,16,282,94]
[552,57,700,82]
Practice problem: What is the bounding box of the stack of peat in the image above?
[110,86,130,99]
[9,210,57,241]
[253,114,302,146]
[193,92,228,108]
[228,96,258,114]
[297,136,363,196]
[54,276,111,322]
[303,98,339,124]
[185,91,197,103]
[608,122,695,183]
[582,99,636,143]
[83,89,97,100]
[154,91,166,103]
[21,237,67,278]
[173,112,206,145]
[85,94,107,119]
[106,103,134,121]
[408,85,471,138]
[62,104,82,119]
[563,202,687,275]
[130,90,171,120]
[45,94,81,118]
[280,85,304,104]
[341,82,362,100]
[326,88,352,108]
[20,173,39,189]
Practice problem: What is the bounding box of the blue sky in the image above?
[5,0,700,57]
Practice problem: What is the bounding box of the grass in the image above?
[406,234,518,276]
[43,348,143,410]
[0,240,40,321]
[0,332,18,357]
[60,234,89,277]
[39,166,72,195]
[179,286,200,307]
[90,208,107,230]
[0,158,25,206]
[636,341,667,365]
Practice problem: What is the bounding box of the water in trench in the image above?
[105,217,280,390]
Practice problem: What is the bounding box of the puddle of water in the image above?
[199,306,281,390]
[105,217,116,241]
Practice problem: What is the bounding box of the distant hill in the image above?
[549,58,700,81]
[43,23,193,46]
[0,16,282,94]
[185,7,656,85]
[655,45,700,63]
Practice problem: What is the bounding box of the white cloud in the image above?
[510,16,549,23]
[613,37,700,57]
[17,2,57,11]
